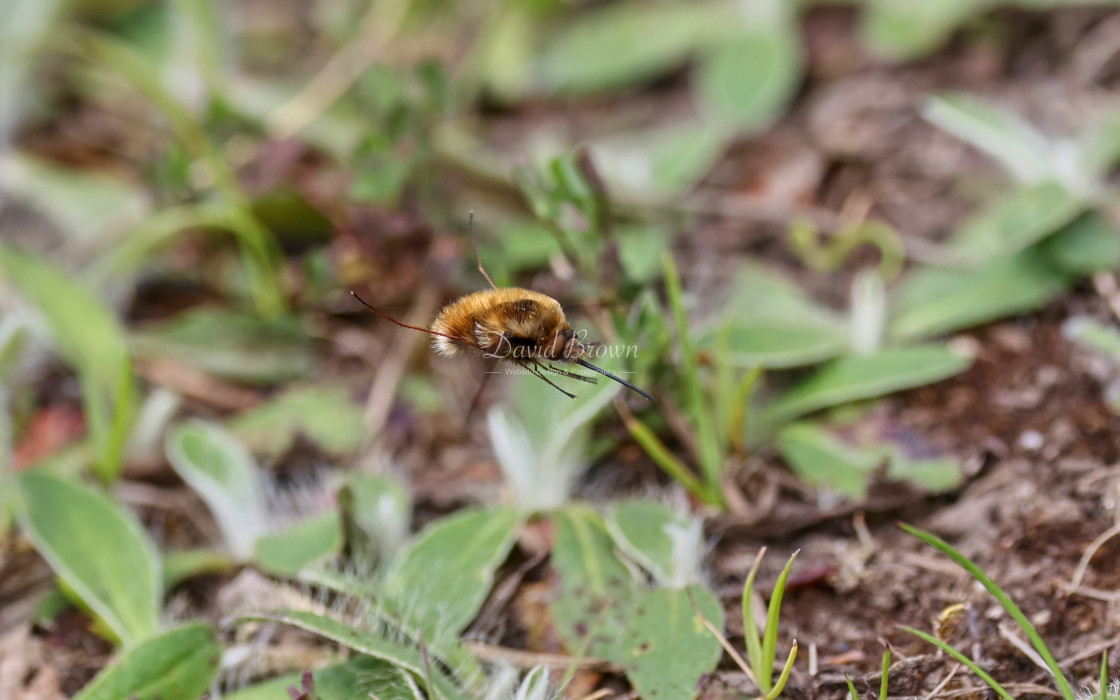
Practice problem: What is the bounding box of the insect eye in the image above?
[562,328,574,340]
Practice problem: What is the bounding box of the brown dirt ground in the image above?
[4,5,1120,700]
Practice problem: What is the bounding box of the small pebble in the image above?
[1018,430,1045,451]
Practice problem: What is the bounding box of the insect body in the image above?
[353,287,654,402]
[352,214,654,402]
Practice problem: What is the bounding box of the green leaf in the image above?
[620,586,724,700]
[761,345,971,425]
[315,657,423,700]
[949,183,1083,260]
[777,422,884,498]
[131,308,313,384]
[860,0,987,60]
[698,321,847,369]
[535,1,736,94]
[234,610,467,700]
[0,312,30,382]
[219,675,302,700]
[487,365,620,511]
[922,93,1050,183]
[550,505,641,662]
[384,506,519,640]
[618,225,670,285]
[590,120,730,198]
[162,548,234,590]
[17,471,161,647]
[696,9,800,130]
[75,623,219,700]
[887,453,962,494]
[165,420,268,560]
[606,500,703,588]
[1039,213,1120,276]
[340,472,411,566]
[1063,316,1120,361]
[227,385,366,457]
[0,0,68,144]
[0,152,148,242]
[890,250,1070,341]
[778,421,962,498]
[254,510,343,576]
[1075,109,1120,179]
[0,244,135,481]
[723,262,844,326]
[663,253,723,505]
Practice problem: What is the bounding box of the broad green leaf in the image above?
[131,308,313,384]
[1076,109,1120,178]
[887,453,961,493]
[761,345,971,425]
[227,385,366,457]
[778,422,884,498]
[384,506,519,639]
[535,1,736,94]
[475,1,538,102]
[315,657,423,700]
[1039,213,1120,276]
[162,548,234,590]
[0,0,68,144]
[780,418,963,498]
[621,586,724,700]
[0,152,148,243]
[890,251,1070,340]
[254,510,343,576]
[1064,316,1120,360]
[922,93,1050,184]
[219,675,302,700]
[476,221,562,287]
[698,321,847,368]
[606,500,702,589]
[165,420,267,560]
[860,0,988,60]
[234,610,467,700]
[340,472,411,566]
[509,665,552,700]
[17,471,161,647]
[949,183,1083,260]
[75,623,219,700]
[590,120,730,198]
[550,505,640,662]
[250,187,333,248]
[618,225,670,284]
[0,244,135,481]
[721,261,845,327]
[488,367,620,511]
[0,312,29,381]
[696,5,800,130]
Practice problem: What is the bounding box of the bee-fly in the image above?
[351,215,654,402]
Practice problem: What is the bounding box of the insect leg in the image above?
[545,362,598,385]
[468,211,498,290]
[516,360,577,399]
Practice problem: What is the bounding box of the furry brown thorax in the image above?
[430,288,586,362]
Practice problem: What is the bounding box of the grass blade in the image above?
[900,626,1014,700]
[742,548,766,690]
[879,645,890,700]
[900,523,1075,699]
[762,550,799,686]
[662,252,724,506]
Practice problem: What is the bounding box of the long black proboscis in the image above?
[576,358,656,402]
